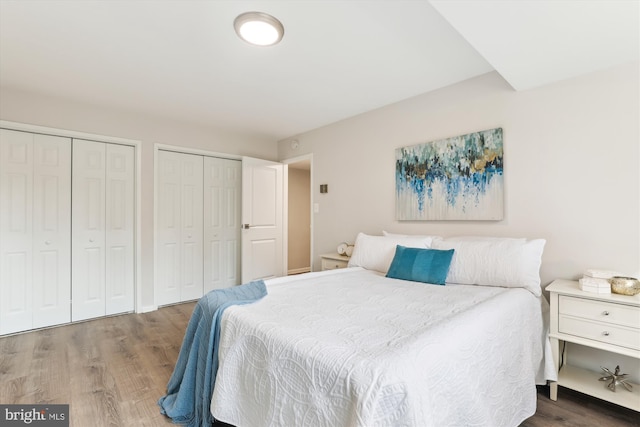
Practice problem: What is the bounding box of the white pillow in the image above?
[382,230,442,241]
[431,236,546,296]
[348,232,433,273]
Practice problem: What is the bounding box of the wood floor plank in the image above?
[30,328,70,405]
[0,327,36,404]
[523,386,639,427]
[0,327,35,382]
[1,301,638,427]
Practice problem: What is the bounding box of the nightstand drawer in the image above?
[559,315,640,350]
[321,258,348,270]
[559,295,640,329]
[320,253,350,270]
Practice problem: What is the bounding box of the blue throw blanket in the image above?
[158,280,268,427]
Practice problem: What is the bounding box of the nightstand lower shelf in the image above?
[556,364,640,411]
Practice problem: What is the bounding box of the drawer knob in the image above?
[602,331,610,336]
[602,311,610,316]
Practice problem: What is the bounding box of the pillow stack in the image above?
[578,269,620,294]
[431,236,546,296]
[348,232,546,295]
[347,232,435,273]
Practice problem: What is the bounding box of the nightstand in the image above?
[320,253,350,271]
[547,279,640,411]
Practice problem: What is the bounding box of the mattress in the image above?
[210,267,555,427]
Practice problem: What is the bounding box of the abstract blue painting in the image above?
[395,128,503,220]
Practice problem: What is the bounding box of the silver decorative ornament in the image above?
[599,365,633,392]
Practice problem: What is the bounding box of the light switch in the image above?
[314,203,319,213]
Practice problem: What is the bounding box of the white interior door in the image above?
[0,130,34,334]
[179,153,204,301]
[0,130,72,335]
[204,157,241,292]
[32,134,72,328]
[241,156,285,283]
[105,143,135,315]
[156,150,182,306]
[72,139,106,321]
[73,140,135,321]
[155,150,203,305]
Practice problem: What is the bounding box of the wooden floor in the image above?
[1,302,638,427]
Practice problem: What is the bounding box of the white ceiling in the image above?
[0,1,638,141]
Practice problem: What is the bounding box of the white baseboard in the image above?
[288,267,311,275]
[140,305,158,313]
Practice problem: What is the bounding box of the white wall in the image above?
[2,62,638,308]
[0,86,278,309]
[278,63,640,287]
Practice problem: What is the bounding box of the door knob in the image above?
[44,240,51,245]
[243,224,250,229]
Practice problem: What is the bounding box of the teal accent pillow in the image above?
[386,245,455,285]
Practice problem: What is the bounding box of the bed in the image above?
[208,234,557,427]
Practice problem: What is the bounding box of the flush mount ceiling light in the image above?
[234,11,284,46]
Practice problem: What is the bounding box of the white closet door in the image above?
[72,140,135,321]
[204,157,241,292]
[0,130,34,334]
[72,139,106,321]
[105,144,134,315]
[179,153,204,301]
[0,129,71,334]
[156,151,182,306]
[156,150,203,305]
[32,135,71,328]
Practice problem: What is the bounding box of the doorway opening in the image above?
[283,154,313,275]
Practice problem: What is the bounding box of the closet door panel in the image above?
[180,154,203,301]
[224,239,239,286]
[204,157,223,292]
[223,160,241,287]
[72,140,106,321]
[105,144,134,315]
[156,151,184,306]
[204,157,241,291]
[32,135,71,328]
[0,130,34,334]
[158,151,241,304]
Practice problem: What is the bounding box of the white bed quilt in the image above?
[210,268,555,427]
